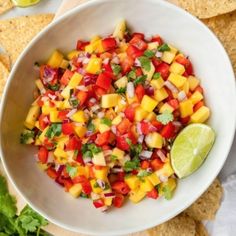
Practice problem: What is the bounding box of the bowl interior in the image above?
[0,0,235,235]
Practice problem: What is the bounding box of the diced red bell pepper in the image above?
[40,65,58,86]
[95,131,111,146]
[121,56,134,74]
[193,101,204,112]
[64,179,73,192]
[66,136,82,151]
[72,175,92,194]
[77,90,88,106]
[102,37,117,51]
[152,57,162,68]
[76,153,84,165]
[117,118,132,135]
[126,131,137,144]
[76,40,89,50]
[151,120,163,131]
[38,146,48,164]
[62,122,74,135]
[102,63,113,75]
[180,116,190,125]
[165,87,174,100]
[116,136,130,151]
[146,188,159,199]
[58,110,69,120]
[72,175,87,184]
[112,181,130,195]
[129,36,147,51]
[61,69,74,86]
[38,114,49,130]
[113,194,125,208]
[93,85,106,98]
[117,172,125,181]
[141,160,150,169]
[140,121,151,135]
[175,56,194,75]
[160,122,175,139]
[155,62,170,80]
[195,85,204,94]
[46,167,58,180]
[150,158,164,171]
[168,99,179,110]
[135,84,145,102]
[135,67,143,77]
[131,32,145,40]
[151,35,163,45]
[126,45,143,59]
[96,72,112,91]
[124,105,135,122]
[93,199,105,208]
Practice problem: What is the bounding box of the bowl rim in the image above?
[0,0,236,235]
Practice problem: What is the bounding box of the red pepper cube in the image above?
[102,37,117,51]
[96,72,112,91]
[61,69,74,86]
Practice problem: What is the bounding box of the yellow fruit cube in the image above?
[93,152,106,166]
[161,46,178,64]
[68,72,83,88]
[147,173,160,186]
[169,62,185,75]
[101,94,119,108]
[74,125,87,138]
[135,107,148,122]
[104,196,113,206]
[188,76,200,91]
[182,80,190,94]
[146,112,156,121]
[54,147,67,159]
[92,118,100,131]
[86,57,102,74]
[112,148,125,160]
[147,42,159,50]
[71,110,86,123]
[159,103,174,113]
[62,99,72,109]
[49,110,61,123]
[129,189,146,203]
[140,177,154,192]
[117,52,127,62]
[114,76,128,88]
[190,106,210,123]
[85,39,104,54]
[190,91,203,105]
[126,93,138,104]
[57,136,69,149]
[39,127,49,143]
[179,100,194,118]
[34,121,40,130]
[60,59,69,69]
[94,167,108,181]
[67,50,80,60]
[150,77,165,89]
[53,101,64,109]
[155,161,174,178]
[154,87,169,102]
[125,175,141,190]
[112,115,122,125]
[145,132,163,149]
[24,105,40,130]
[141,95,158,112]
[61,85,71,99]
[98,123,110,133]
[90,179,103,194]
[113,19,126,40]
[159,178,177,197]
[142,61,155,81]
[69,184,82,198]
[77,166,88,177]
[91,35,101,43]
[168,73,187,88]
[47,50,63,68]
[118,42,128,53]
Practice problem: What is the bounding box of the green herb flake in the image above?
[49,83,60,91]
[162,186,173,200]
[82,143,102,155]
[124,158,140,172]
[127,70,136,80]
[80,193,89,198]
[110,155,118,162]
[45,123,62,139]
[144,50,155,58]
[87,120,95,132]
[133,75,147,86]
[20,130,35,144]
[69,97,79,108]
[83,150,92,159]
[66,165,78,178]
[138,56,151,71]
[153,72,161,80]
[101,117,112,127]
[93,182,99,188]
[158,43,170,52]
[111,64,121,76]
[116,87,126,94]
[137,170,151,178]
[157,111,174,125]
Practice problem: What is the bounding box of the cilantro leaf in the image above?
[66,165,78,178]
[153,72,161,80]
[127,70,136,80]
[158,43,170,52]
[137,170,151,177]
[48,83,60,91]
[110,155,118,162]
[82,143,102,155]
[83,150,92,159]
[0,176,8,195]
[111,64,121,76]
[87,120,95,132]
[138,56,151,71]
[0,194,17,218]
[157,111,174,125]
[101,117,112,127]
[162,185,174,200]
[124,158,140,172]
[20,130,35,144]
[144,50,155,58]
[116,87,126,94]
[69,97,79,108]
[45,123,62,139]
[133,75,147,86]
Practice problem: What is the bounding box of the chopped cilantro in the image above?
[104,183,110,190]
[45,123,62,139]
[87,120,95,132]
[127,70,136,80]
[162,185,173,200]
[158,43,170,52]
[157,111,174,125]
[144,50,155,58]
[20,130,34,144]
[82,143,102,155]
[138,56,151,71]
[110,155,118,162]
[66,165,78,178]
[111,64,121,76]
[126,139,142,159]
[69,97,79,108]
[101,117,112,127]
[124,157,140,172]
[137,170,151,177]
[80,193,89,198]
[116,87,126,94]
[83,150,92,159]
[93,182,99,188]
[48,83,60,91]
[153,72,161,80]
[133,75,147,86]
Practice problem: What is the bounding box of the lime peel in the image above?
[12,0,41,7]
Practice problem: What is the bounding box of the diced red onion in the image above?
[76,85,88,91]
[86,130,94,136]
[155,51,163,58]
[136,123,142,135]
[48,94,57,100]
[173,121,182,128]
[120,99,126,105]
[111,56,120,64]
[145,86,154,96]
[54,164,61,172]
[140,150,153,159]
[137,135,144,144]
[164,81,178,93]
[97,111,105,118]
[42,116,49,123]
[41,96,49,102]
[66,109,77,118]
[40,88,46,95]
[84,75,97,86]
[104,192,115,198]
[77,68,86,75]
[111,125,117,134]
[102,58,110,65]
[124,155,131,162]
[91,192,100,200]
[89,97,96,104]
[127,82,134,98]
[111,167,123,173]
[82,57,90,64]
[97,179,106,189]
[147,167,153,173]
[177,91,187,101]
[159,175,168,183]
[134,58,141,67]
[43,67,56,83]
[149,124,157,132]
[83,156,92,164]
[156,150,167,162]
[91,104,100,112]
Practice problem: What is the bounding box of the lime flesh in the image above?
[171,124,215,178]
[12,0,41,7]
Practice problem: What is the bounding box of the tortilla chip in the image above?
[184,179,223,221]
[0,0,14,15]
[195,221,209,236]
[203,11,236,74]
[0,53,11,70]
[176,0,236,19]
[0,61,9,97]
[0,14,54,64]
[148,214,196,236]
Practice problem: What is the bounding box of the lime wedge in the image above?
[171,124,215,178]
[12,0,41,7]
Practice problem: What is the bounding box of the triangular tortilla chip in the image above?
[0,61,9,97]
[0,53,11,70]
[0,0,14,15]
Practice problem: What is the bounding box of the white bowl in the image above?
[0,0,236,235]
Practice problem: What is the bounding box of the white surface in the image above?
[0,0,236,235]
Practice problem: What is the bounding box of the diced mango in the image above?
[90,179,103,194]
[91,35,101,43]
[140,177,154,192]
[182,80,190,94]
[155,161,174,178]
[142,61,155,81]
[71,110,86,123]
[67,50,80,60]
[63,99,72,109]
[190,106,210,123]
[60,59,69,69]
[98,123,110,133]
[74,125,87,138]
[57,136,69,149]
[112,115,122,125]
[126,93,138,104]
[129,189,146,203]
[94,167,108,181]
[188,76,200,91]
[61,86,71,99]
[54,147,67,159]
[179,100,194,118]
[168,73,187,88]
[169,62,185,75]
[117,52,127,62]
[147,173,160,186]
[85,39,104,54]
[190,91,203,105]
[39,126,49,143]
[125,175,141,190]
[93,152,106,166]
[159,103,174,113]
[114,76,128,88]
[92,118,100,131]
[161,45,178,64]
[141,95,158,112]
[147,42,159,50]
[154,87,169,102]
[69,184,82,198]
[86,57,102,74]
[68,72,83,88]
[146,112,156,121]
[135,106,148,122]
[49,110,61,123]
[42,103,56,115]
[145,132,163,149]
[113,19,126,40]
[101,94,119,108]
[104,196,113,206]
[47,50,63,68]
[112,148,124,160]
[24,105,40,130]
[150,77,165,89]
[53,101,64,109]
[119,42,128,53]
[159,178,177,197]
[76,166,88,177]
